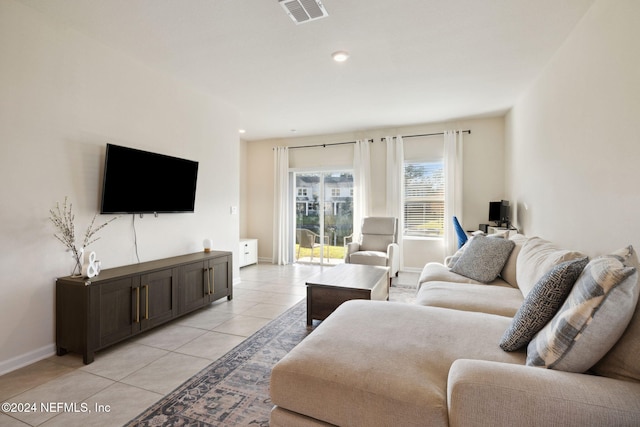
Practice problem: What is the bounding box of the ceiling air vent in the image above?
[279,0,328,24]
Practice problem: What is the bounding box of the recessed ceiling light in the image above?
[239,129,246,134]
[332,51,350,62]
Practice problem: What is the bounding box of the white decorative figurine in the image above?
[82,251,100,278]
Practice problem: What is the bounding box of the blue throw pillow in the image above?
[453,216,468,249]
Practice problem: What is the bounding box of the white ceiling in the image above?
[19,0,595,141]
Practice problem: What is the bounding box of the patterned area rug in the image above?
[126,286,416,426]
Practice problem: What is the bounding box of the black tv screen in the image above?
[488,200,509,223]
[100,144,199,214]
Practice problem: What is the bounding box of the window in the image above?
[403,162,444,237]
[331,188,340,197]
[297,188,308,197]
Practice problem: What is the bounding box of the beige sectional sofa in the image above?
[270,234,640,426]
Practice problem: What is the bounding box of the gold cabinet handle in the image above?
[210,267,215,294]
[135,287,140,323]
[144,285,149,320]
[205,267,210,295]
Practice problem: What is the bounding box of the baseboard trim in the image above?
[401,267,423,274]
[0,344,56,376]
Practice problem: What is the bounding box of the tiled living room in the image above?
[0,264,418,426]
[0,264,307,426]
[1,0,639,426]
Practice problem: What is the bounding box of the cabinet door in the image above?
[178,261,208,315]
[140,268,177,330]
[99,276,139,348]
[246,240,258,265]
[210,256,231,300]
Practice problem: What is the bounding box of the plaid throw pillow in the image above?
[527,254,638,372]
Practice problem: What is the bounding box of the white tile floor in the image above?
[0,263,418,427]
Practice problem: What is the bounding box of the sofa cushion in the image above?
[592,246,640,382]
[516,237,586,297]
[417,262,511,290]
[500,257,588,351]
[500,234,529,288]
[526,253,639,372]
[416,281,524,317]
[270,301,525,427]
[451,236,515,283]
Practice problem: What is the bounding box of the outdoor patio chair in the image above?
[296,228,328,261]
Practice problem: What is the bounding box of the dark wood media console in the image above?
[56,250,232,364]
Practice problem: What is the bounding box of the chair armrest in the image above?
[344,242,361,263]
[448,359,640,427]
[387,243,400,276]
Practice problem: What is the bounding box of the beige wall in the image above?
[505,0,640,256]
[245,117,505,270]
[0,1,240,373]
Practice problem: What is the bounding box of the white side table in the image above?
[239,238,258,267]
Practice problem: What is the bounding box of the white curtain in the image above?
[272,146,291,265]
[444,130,464,256]
[385,136,404,265]
[352,139,371,242]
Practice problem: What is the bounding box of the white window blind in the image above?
[403,161,444,237]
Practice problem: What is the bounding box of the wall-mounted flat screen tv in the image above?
[100,143,199,214]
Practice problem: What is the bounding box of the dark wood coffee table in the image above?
[306,263,389,325]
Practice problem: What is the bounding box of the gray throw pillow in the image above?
[527,254,639,372]
[450,236,515,283]
[446,233,505,268]
[500,257,588,351]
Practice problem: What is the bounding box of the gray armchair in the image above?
[344,217,399,277]
[296,228,328,261]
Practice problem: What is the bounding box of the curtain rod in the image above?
[276,129,471,150]
[285,138,373,150]
[394,129,471,140]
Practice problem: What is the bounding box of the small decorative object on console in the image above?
[49,197,117,277]
[82,251,100,278]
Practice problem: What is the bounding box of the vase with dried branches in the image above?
[49,197,117,277]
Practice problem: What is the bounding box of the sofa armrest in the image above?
[447,359,640,427]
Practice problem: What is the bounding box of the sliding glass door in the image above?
[294,170,353,265]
